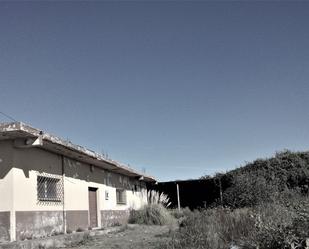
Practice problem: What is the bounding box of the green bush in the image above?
[128,204,175,225]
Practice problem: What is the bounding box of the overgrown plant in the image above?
[218,150,309,208]
[164,208,256,249]
[161,150,309,249]
[129,203,175,225]
[162,198,309,249]
[142,189,171,207]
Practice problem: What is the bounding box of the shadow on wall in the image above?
[0,140,145,191]
[0,140,146,241]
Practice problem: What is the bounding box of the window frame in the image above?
[116,188,127,205]
[37,175,62,202]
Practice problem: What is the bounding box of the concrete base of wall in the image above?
[1,209,130,243]
[101,210,129,227]
[15,211,63,241]
[66,210,88,232]
[0,226,125,249]
[0,212,10,242]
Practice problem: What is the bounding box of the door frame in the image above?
[88,187,99,228]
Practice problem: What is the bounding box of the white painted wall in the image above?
[12,147,63,211]
[0,140,14,212]
[0,170,14,211]
[1,141,148,213]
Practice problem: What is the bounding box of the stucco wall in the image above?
[12,147,63,211]
[0,139,148,241]
[0,140,14,212]
[15,211,63,241]
[11,147,147,212]
[64,157,147,211]
[101,210,130,227]
[63,157,147,228]
[0,141,14,242]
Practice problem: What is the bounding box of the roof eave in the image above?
[0,122,156,182]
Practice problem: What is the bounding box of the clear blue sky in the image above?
[1,2,309,181]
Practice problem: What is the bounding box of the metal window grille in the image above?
[116,189,126,205]
[37,173,63,204]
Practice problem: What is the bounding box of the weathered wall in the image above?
[0,140,14,211]
[0,141,14,242]
[64,157,147,211]
[15,211,63,241]
[0,140,148,241]
[101,210,130,227]
[12,147,63,212]
[63,157,147,228]
[65,211,88,232]
[0,211,10,242]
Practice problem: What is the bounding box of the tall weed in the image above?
[129,203,175,225]
[165,208,255,249]
[163,196,309,249]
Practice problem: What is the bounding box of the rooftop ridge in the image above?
[0,122,156,182]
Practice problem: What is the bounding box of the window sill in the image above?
[38,198,62,202]
[116,202,127,205]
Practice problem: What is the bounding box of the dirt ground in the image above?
[67,225,172,249]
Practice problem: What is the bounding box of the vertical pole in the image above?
[219,178,223,206]
[10,168,16,241]
[176,183,181,211]
[61,155,66,234]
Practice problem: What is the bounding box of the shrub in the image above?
[170,207,192,219]
[164,208,255,249]
[142,189,171,207]
[222,172,277,208]
[163,194,309,249]
[201,150,309,208]
[128,203,175,225]
[249,195,309,249]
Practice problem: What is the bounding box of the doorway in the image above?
[88,187,98,228]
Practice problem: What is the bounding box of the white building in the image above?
[0,122,155,242]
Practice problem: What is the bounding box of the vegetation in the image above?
[163,150,309,249]
[220,150,309,208]
[170,207,192,219]
[163,197,309,249]
[143,189,172,208]
[128,189,174,225]
[128,203,175,225]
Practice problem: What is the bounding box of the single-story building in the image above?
[0,122,156,242]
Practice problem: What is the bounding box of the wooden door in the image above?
[88,187,98,228]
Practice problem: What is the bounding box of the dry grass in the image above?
[160,196,309,249]
[164,208,255,249]
[128,203,175,226]
[170,207,192,219]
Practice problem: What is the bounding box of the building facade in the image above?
[0,122,155,242]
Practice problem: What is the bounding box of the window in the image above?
[37,176,62,202]
[116,189,126,205]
